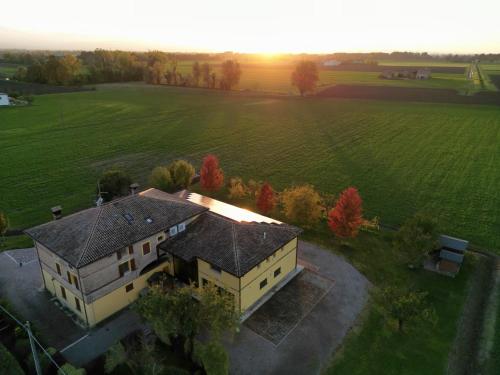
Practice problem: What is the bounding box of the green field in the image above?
[1,83,500,252]
[175,61,469,93]
[378,60,469,67]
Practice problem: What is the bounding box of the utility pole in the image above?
[26,321,42,375]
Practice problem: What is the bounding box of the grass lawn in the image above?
[1,84,500,252]
[378,60,469,68]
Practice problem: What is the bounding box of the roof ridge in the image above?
[76,204,104,268]
[231,223,241,275]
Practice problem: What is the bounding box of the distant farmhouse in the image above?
[323,60,341,67]
[0,92,10,106]
[381,68,431,80]
[26,188,301,327]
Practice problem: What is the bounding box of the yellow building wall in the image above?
[197,258,240,309]
[42,269,86,321]
[239,238,297,312]
[84,261,170,327]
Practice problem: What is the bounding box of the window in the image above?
[169,226,178,236]
[274,267,281,278]
[178,222,186,232]
[128,245,134,255]
[130,258,136,271]
[56,263,61,275]
[125,283,134,292]
[260,279,268,289]
[266,257,270,263]
[72,274,79,290]
[142,242,151,255]
[74,297,81,312]
[202,278,209,287]
[157,235,164,242]
[67,271,72,284]
[210,264,222,274]
[117,248,127,260]
[118,261,130,277]
[60,286,67,300]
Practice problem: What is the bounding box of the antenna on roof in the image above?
[96,181,108,206]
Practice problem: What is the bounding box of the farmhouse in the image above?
[25,188,301,327]
[381,68,431,80]
[0,92,10,106]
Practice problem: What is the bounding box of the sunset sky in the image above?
[1,0,499,53]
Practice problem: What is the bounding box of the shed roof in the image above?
[439,249,464,264]
[439,235,468,252]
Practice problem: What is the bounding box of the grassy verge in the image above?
[0,235,33,252]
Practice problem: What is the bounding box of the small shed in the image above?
[0,93,10,106]
[437,235,468,274]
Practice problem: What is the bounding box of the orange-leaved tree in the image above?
[328,187,363,238]
[200,154,224,191]
[256,182,275,214]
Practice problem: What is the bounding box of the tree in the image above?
[194,340,228,375]
[98,168,132,201]
[0,343,23,375]
[227,177,247,200]
[394,213,439,267]
[328,187,363,239]
[281,185,323,226]
[291,61,319,96]
[192,61,201,87]
[201,63,211,87]
[219,60,241,90]
[0,212,8,241]
[134,283,237,363]
[149,166,173,192]
[169,160,195,190]
[375,287,437,332]
[58,363,86,375]
[256,182,276,214]
[200,155,224,191]
[104,340,164,375]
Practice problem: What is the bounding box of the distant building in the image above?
[380,68,431,80]
[323,60,341,67]
[0,93,10,106]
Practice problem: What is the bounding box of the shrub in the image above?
[256,182,276,214]
[98,168,132,201]
[328,187,363,239]
[227,177,247,200]
[194,340,229,375]
[149,166,173,192]
[281,185,323,226]
[168,160,195,191]
[58,363,87,375]
[0,343,23,375]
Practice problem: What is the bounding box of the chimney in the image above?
[129,183,139,195]
[51,206,62,220]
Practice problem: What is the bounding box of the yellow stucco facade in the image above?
[198,237,298,313]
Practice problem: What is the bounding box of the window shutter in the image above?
[67,271,72,284]
[119,265,124,277]
[128,245,134,255]
[130,258,136,271]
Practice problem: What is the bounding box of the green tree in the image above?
[104,340,164,375]
[58,363,87,375]
[219,60,242,90]
[291,61,319,96]
[192,61,201,86]
[375,287,437,332]
[0,343,23,375]
[98,168,133,202]
[201,63,211,87]
[395,213,439,267]
[0,212,8,242]
[168,160,195,191]
[194,340,228,375]
[149,166,174,192]
[281,185,323,226]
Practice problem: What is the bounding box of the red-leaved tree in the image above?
[328,187,363,238]
[200,154,224,191]
[256,182,275,214]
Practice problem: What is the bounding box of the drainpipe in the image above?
[76,268,90,328]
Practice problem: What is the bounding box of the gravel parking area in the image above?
[227,241,370,375]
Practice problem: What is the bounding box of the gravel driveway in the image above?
[227,240,370,375]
